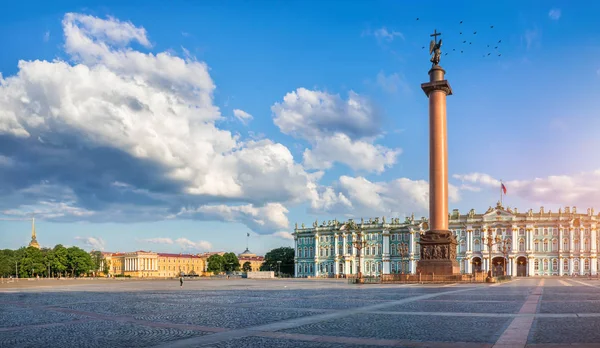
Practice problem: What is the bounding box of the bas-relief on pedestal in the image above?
[418,229,460,275]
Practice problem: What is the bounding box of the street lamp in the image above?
[340,220,366,280]
[277,260,282,277]
[482,228,511,278]
[399,243,410,275]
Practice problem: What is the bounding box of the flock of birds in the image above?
[416,18,504,59]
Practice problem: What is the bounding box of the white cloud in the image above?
[272,231,293,240]
[75,236,105,250]
[523,28,540,50]
[363,27,404,42]
[142,237,212,251]
[272,88,400,173]
[176,202,289,234]
[548,9,561,20]
[233,109,253,125]
[454,170,600,208]
[310,175,460,218]
[0,13,320,234]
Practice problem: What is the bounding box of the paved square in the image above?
[2,277,600,347]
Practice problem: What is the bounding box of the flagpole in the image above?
[500,180,503,207]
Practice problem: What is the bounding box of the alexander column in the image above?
[416,29,459,275]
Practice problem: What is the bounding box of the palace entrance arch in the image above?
[492,257,506,277]
[472,257,482,273]
[516,256,527,277]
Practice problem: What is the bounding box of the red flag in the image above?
[501,183,507,195]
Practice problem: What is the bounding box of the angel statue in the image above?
[429,29,442,66]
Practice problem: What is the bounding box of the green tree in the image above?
[260,247,294,276]
[222,252,240,272]
[242,261,252,272]
[0,249,17,277]
[103,258,111,276]
[19,246,45,277]
[90,251,104,276]
[66,246,94,277]
[207,254,224,274]
[51,244,68,277]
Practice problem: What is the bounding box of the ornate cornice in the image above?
[421,80,453,97]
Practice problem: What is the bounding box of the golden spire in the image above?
[28,216,40,249]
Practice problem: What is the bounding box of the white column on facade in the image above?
[580,259,585,276]
[528,257,534,276]
[569,228,574,253]
[314,234,319,277]
[558,257,563,276]
[580,228,584,253]
[409,231,415,256]
[467,258,472,273]
[511,257,517,276]
[592,227,597,253]
[592,257,598,276]
[334,233,338,257]
[382,230,390,274]
[569,258,574,276]
[342,233,347,256]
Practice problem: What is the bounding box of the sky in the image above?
[1,0,600,255]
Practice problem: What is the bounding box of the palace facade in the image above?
[293,202,599,277]
[101,251,207,278]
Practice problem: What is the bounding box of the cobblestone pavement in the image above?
[2,277,600,347]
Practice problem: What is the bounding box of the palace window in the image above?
[574,239,580,251]
[563,239,569,251]
[535,229,540,236]
[553,228,558,236]
[366,247,370,256]
[543,240,549,252]
[371,246,376,255]
[534,241,540,252]
[585,259,590,271]
[519,239,525,252]
[474,240,481,252]
[552,259,558,271]
[475,229,480,236]
[544,228,548,236]
[338,245,343,255]
[391,234,396,241]
[391,263,396,273]
[552,239,558,252]
[461,230,465,238]
[378,262,382,273]
[519,228,525,236]
[347,245,352,254]
[584,239,590,251]
[460,241,466,253]
[563,259,569,272]
[585,229,590,236]
[574,260,580,272]
[534,259,539,270]
[309,247,313,257]
[543,259,549,271]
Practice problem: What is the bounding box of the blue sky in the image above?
[1,1,600,255]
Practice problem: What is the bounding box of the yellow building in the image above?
[238,248,264,271]
[100,251,206,278]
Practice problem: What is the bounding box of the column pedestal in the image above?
[416,230,460,275]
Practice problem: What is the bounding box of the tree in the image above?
[66,246,94,277]
[51,244,68,277]
[222,252,240,272]
[0,249,16,277]
[207,254,224,274]
[19,246,45,277]
[103,258,111,276]
[90,251,104,275]
[242,261,252,272]
[260,247,294,276]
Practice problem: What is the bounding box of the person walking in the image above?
[179,276,183,287]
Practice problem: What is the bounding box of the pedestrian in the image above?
[180,276,183,287]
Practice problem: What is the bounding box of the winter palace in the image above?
[293,202,599,278]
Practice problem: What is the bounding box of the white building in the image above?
[293,202,599,277]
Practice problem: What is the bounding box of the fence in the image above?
[347,271,489,284]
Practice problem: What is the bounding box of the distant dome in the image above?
[238,248,256,258]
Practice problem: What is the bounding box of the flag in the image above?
[247,232,250,237]
[501,183,507,195]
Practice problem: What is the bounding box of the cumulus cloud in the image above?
[0,13,320,234]
[272,88,400,173]
[548,9,561,20]
[310,175,460,218]
[176,202,289,234]
[75,236,106,250]
[375,71,410,95]
[142,237,212,251]
[272,231,294,240]
[454,170,600,208]
[233,109,253,125]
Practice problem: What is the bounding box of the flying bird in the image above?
[460,32,462,35]
[461,50,463,53]
[498,40,502,43]
[463,40,466,43]
[469,42,472,44]
[498,53,502,56]
[490,25,494,28]
[473,31,477,34]
[422,46,425,49]
[487,53,491,56]
[495,46,498,49]
[416,17,419,20]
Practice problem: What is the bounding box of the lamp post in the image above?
[15,261,18,280]
[482,228,511,278]
[340,220,366,280]
[277,260,282,277]
[399,243,410,274]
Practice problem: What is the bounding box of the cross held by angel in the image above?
[429,29,442,66]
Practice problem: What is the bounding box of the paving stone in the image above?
[208,336,386,348]
[539,301,600,313]
[529,317,600,344]
[382,300,524,314]
[0,307,87,328]
[135,307,321,329]
[0,320,208,348]
[281,313,512,343]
